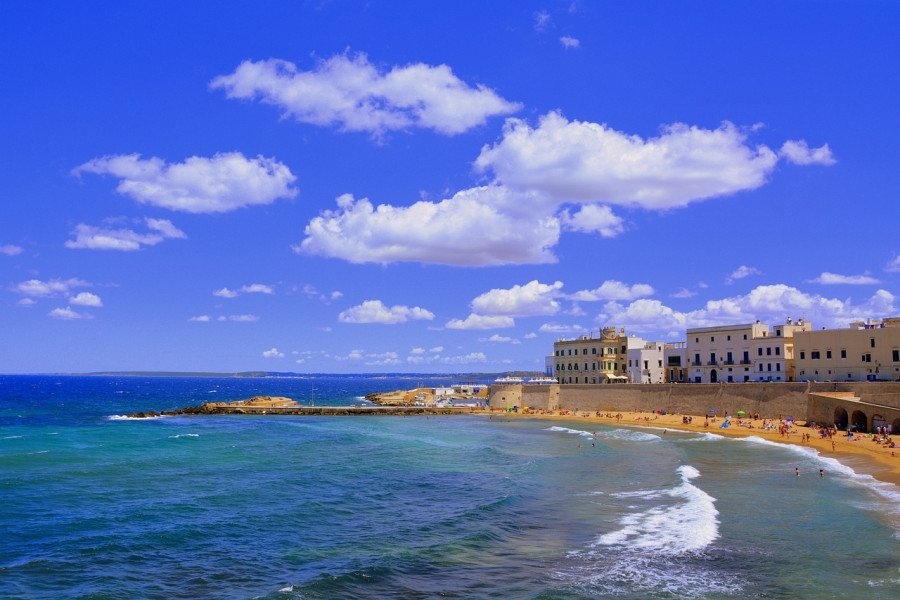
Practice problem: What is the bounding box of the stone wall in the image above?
[488,382,900,421]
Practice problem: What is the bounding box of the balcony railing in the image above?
[723,360,735,365]
[740,360,752,365]
[707,361,718,366]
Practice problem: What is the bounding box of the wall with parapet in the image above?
[488,381,900,421]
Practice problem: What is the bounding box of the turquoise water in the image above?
[1,376,899,599]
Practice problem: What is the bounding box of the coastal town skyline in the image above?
[2,1,899,374]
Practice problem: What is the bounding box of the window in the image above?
[743,334,747,340]
[863,353,871,363]
[776,329,781,336]
[766,347,772,356]
[695,337,699,343]
[826,350,832,359]
[743,351,749,362]
[767,363,772,371]
[758,348,763,356]
[592,348,597,355]
[775,347,781,356]
[841,349,847,359]
[776,363,781,371]
[583,349,587,355]
[758,364,763,371]
[644,360,649,370]
[694,353,701,364]
[893,350,899,362]
[727,335,731,341]
[800,351,805,359]
[811,351,820,360]
[711,336,715,342]
[871,338,876,348]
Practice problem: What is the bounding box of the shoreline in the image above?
[483,409,900,487]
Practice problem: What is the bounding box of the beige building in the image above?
[686,318,811,383]
[664,342,687,383]
[553,327,629,384]
[793,318,900,381]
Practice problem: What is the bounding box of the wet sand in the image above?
[484,409,900,486]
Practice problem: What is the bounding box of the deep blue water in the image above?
[1,375,899,599]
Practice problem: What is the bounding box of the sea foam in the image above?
[596,464,719,554]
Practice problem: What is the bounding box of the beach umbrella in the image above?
[737,410,746,415]
[725,415,732,420]
[709,409,716,413]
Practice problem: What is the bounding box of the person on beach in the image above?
[796,467,800,476]
[820,469,824,478]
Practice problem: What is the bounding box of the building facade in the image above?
[552,327,629,384]
[793,318,900,381]
[627,341,665,383]
[664,342,687,382]
[686,319,811,383]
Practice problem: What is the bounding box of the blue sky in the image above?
[2,1,898,374]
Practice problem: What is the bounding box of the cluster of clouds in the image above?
[213,283,275,298]
[296,113,837,266]
[211,53,521,137]
[12,277,103,320]
[263,345,485,367]
[66,218,186,251]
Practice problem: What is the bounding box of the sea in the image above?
[1,375,899,599]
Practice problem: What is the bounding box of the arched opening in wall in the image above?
[893,418,900,434]
[850,410,868,433]
[833,407,849,430]
[710,369,718,383]
[873,414,887,433]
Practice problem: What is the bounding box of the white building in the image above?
[627,340,665,383]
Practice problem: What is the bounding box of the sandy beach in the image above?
[484,408,900,486]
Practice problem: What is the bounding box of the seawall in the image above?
[488,381,900,426]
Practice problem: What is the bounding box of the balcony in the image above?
[723,360,735,365]
[740,360,752,365]
[707,361,718,366]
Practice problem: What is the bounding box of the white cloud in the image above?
[479,334,521,344]
[470,280,563,317]
[806,272,881,285]
[410,347,425,355]
[297,112,831,267]
[524,332,538,339]
[262,347,285,359]
[534,10,551,30]
[569,280,655,301]
[338,300,435,324]
[1,244,23,256]
[429,346,444,353]
[779,140,837,166]
[69,292,102,307]
[297,188,560,266]
[215,283,275,298]
[73,152,297,214]
[598,285,899,336]
[475,113,815,210]
[538,322,585,334]
[211,53,521,137]
[48,306,93,320]
[215,314,259,322]
[726,265,762,284]
[884,255,900,273]
[18,298,37,307]
[66,218,186,251]
[445,314,515,330]
[560,36,580,49]
[189,315,211,322]
[559,204,624,237]
[16,278,89,298]
[301,284,342,304]
[670,288,697,299]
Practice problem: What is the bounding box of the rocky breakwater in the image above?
[126,395,478,417]
[126,396,298,418]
